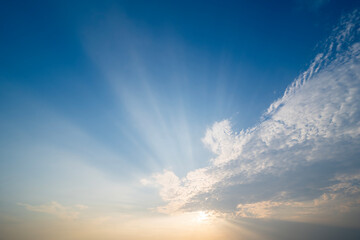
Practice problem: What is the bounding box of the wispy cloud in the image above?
[143,10,360,224]
[236,172,360,220]
[19,201,88,220]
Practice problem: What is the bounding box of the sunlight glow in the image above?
[196,211,210,223]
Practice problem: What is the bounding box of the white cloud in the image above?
[143,10,360,220]
[202,120,252,166]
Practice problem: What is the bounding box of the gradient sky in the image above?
[1,1,360,239]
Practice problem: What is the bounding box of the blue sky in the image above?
[1,1,360,239]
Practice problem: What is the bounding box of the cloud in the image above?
[202,120,252,166]
[19,201,88,220]
[325,172,360,196]
[143,10,360,224]
[236,171,360,221]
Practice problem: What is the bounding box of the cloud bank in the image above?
[143,10,360,225]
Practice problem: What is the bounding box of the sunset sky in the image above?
[1,1,360,239]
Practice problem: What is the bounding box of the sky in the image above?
[1,0,360,239]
